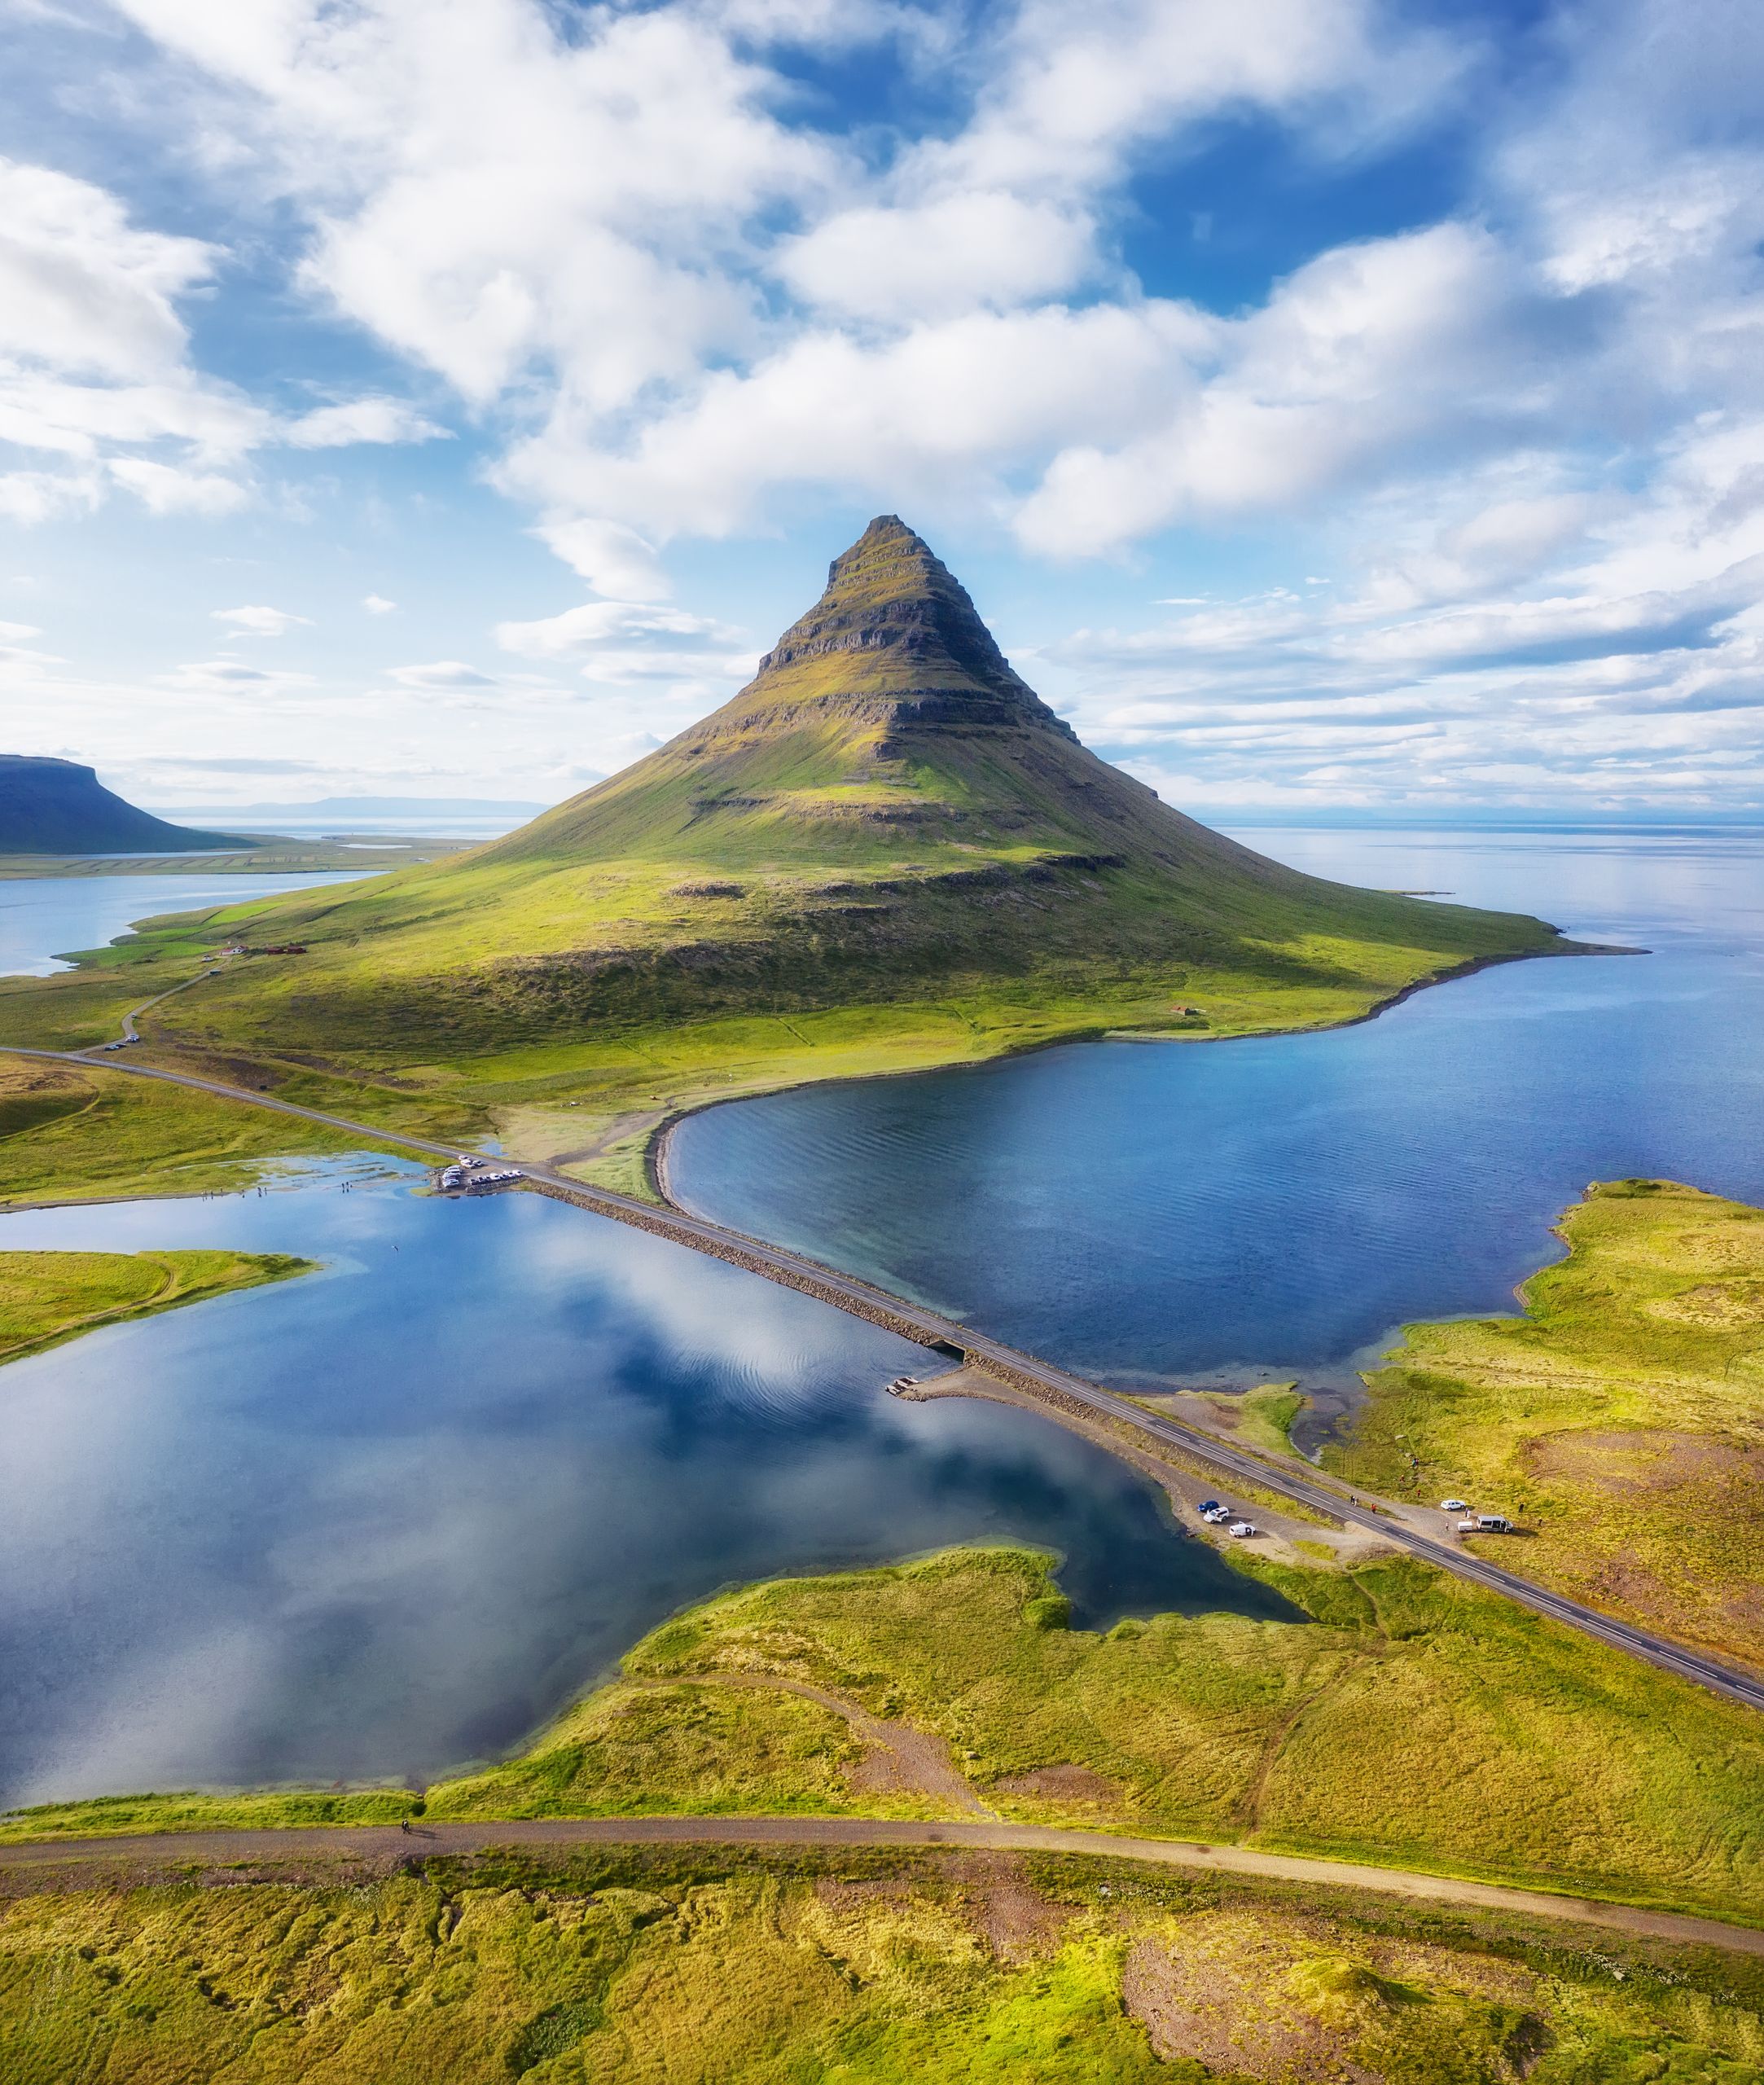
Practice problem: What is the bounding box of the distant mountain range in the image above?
[0,757,254,855]
[148,796,551,822]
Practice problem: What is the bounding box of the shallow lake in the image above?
[669,826,1764,1394]
[0,870,374,977]
[0,1167,1284,1807]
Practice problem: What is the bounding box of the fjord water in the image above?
[0,870,372,977]
[669,826,1764,1390]
[7,824,1757,1809]
[0,1170,1280,1807]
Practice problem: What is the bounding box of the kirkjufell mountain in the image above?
[487,512,1281,875]
[100,516,1561,1072]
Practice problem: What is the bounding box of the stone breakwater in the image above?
[524,1177,957,1354]
[524,1174,1340,1535]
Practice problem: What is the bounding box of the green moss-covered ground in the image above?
[0,1059,408,1208]
[4,1849,1763,2083]
[0,1244,312,1366]
[614,1546,1764,1923]
[1327,1179,1764,1669]
[13,1545,1764,1927]
[428,1680,889,1824]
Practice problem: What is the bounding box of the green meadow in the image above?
[0,1243,311,1367]
[0,1059,410,1208]
[7,1849,1764,2084]
[0,857,1564,1203]
[1327,1179,1764,1668]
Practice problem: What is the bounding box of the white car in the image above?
[1228,1521,1257,1539]
[1440,1498,1468,1512]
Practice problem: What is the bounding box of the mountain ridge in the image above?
[0,756,253,856]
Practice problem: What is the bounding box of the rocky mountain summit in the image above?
[484,514,1267,876]
[724,512,1080,740]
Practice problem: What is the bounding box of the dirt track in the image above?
[2,1815,1760,1956]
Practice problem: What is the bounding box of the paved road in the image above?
[2,1814,1759,1956]
[8,1039,1764,1716]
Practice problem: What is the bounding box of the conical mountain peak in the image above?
[729,515,1077,741]
[192,503,1557,1069]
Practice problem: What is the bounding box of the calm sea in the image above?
[669,826,1764,1390]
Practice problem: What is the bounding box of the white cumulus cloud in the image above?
[212,604,310,637]
[283,397,450,448]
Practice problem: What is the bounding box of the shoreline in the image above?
[647,935,1621,1218]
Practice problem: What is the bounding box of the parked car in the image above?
[1441,1498,1468,1512]
[1229,1521,1257,1538]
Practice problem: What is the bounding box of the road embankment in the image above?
[2,1814,1761,1958]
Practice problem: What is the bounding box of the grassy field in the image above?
[13,1543,1764,1929]
[1326,1179,1764,1669]
[428,1680,893,1823]
[0,1059,411,1207]
[4,1846,1763,2083]
[617,1546,1764,1923]
[0,924,1564,1204]
[0,1244,312,1366]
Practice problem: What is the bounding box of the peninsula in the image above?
[0,519,1572,1196]
[1328,1179,1764,1668]
[0,1244,311,1366]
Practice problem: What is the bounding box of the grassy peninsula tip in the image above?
[1328,1177,1764,1669]
[0,1243,313,1367]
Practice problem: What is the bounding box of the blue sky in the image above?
[0,0,1761,815]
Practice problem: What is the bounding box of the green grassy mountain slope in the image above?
[0,755,252,854]
[1,519,1571,1189]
